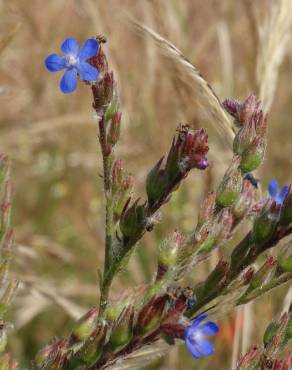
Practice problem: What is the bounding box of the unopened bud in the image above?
[264,312,289,355]
[280,187,292,225]
[107,111,121,145]
[157,232,185,279]
[223,95,261,125]
[249,256,277,291]
[240,137,266,173]
[216,156,243,208]
[165,126,209,184]
[146,157,167,206]
[278,242,292,273]
[135,295,168,336]
[69,307,99,345]
[35,339,67,367]
[235,345,262,369]
[252,200,280,244]
[198,209,234,255]
[120,200,146,240]
[197,192,216,227]
[69,321,107,367]
[233,178,257,219]
[108,304,134,352]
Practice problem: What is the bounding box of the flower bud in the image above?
[135,295,168,336]
[278,242,292,273]
[235,345,262,369]
[216,155,243,208]
[280,187,292,225]
[197,208,234,255]
[240,136,266,173]
[69,307,99,345]
[35,339,67,367]
[165,126,209,184]
[120,199,146,240]
[248,256,277,291]
[252,200,280,244]
[157,232,185,280]
[232,178,257,219]
[264,312,289,355]
[107,111,121,145]
[69,321,107,367]
[197,192,216,227]
[146,157,167,206]
[223,95,261,125]
[107,304,134,352]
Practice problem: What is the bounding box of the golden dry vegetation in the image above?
[0,0,292,368]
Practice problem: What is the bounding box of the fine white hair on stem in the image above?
[256,0,292,111]
[129,17,235,147]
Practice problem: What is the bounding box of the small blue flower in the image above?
[184,313,219,359]
[268,179,289,205]
[45,38,100,94]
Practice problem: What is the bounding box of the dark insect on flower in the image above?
[96,34,107,44]
[244,173,259,188]
[166,286,197,310]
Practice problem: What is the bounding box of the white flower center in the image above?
[66,54,78,67]
[190,330,203,343]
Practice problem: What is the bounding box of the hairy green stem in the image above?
[99,116,114,315]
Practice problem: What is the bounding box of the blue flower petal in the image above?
[61,38,79,56]
[196,338,214,356]
[77,62,99,81]
[45,54,66,72]
[185,339,202,359]
[268,179,278,198]
[191,314,208,328]
[78,39,99,62]
[60,68,78,94]
[200,322,219,336]
[275,185,289,205]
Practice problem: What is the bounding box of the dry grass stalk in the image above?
[129,18,235,147]
[257,0,292,111]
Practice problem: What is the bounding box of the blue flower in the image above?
[45,38,100,94]
[184,313,219,359]
[268,179,289,205]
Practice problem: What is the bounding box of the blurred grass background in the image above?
[0,0,292,368]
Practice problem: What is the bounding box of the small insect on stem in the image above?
[96,34,107,44]
[244,173,259,188]
[166,286,197,310]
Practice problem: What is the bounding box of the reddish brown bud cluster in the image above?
[223,95,261,126]
[223,95,268,173]
[176,126,209,171]
[146,125,209,207]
